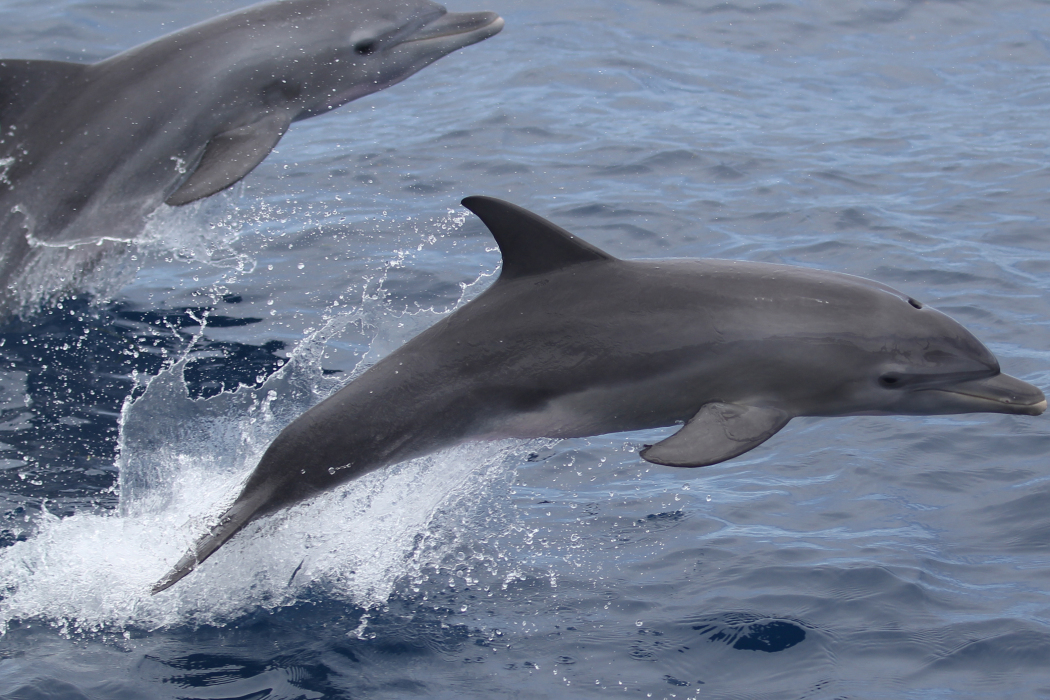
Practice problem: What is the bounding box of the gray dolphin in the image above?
[0,0,503,313]
[151,196,1045,593]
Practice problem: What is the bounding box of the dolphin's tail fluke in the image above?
[150,494,264,595]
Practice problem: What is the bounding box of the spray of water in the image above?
[0,198,525,636]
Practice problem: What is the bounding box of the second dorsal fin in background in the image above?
[461,196,616,280]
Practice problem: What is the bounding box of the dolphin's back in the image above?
[0,59,89,131]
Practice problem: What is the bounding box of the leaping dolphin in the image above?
[151,196,1046,593]
[0,0,503,313]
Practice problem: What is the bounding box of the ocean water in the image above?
[1,0,1050,697]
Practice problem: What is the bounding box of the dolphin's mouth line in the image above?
[891,367,999,390]
[902,368,1045,416]
[926,386,1047,410]
[404,12,504,45]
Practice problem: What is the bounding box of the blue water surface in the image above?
[1,0,1050,698]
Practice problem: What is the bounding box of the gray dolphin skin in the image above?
[151,196,1046,593]
[0,0,503,313]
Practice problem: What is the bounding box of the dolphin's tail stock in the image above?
[150,493,266,595]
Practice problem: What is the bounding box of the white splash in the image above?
[0,242,523,635]
[0,437,519,634]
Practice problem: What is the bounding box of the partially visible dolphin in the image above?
[151,196,1046,593]
[0,0,503,313]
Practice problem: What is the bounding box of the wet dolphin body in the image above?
[0,0,502,313]
[152,196,1046,593]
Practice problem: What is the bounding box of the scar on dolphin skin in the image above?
[151,196,1046,593]
[0,0,503,313]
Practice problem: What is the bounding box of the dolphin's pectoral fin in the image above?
[165,113,291,206]
[640,402,791,467]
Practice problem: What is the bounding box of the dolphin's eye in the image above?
[908,298,923,309]
[354,39,377,55]
[879,374,903,388]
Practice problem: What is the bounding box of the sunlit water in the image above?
[2,0,1050,698]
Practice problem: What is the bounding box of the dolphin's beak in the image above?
[922,372,1046,416]
[406,11,504,46]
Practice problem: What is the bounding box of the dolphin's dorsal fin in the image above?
[0,59,89,126]
[461,196,616,280]
[640,402,791,467]
[166,112,291,206]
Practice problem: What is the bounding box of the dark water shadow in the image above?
[689,613,808,653]
[0,296,287,542]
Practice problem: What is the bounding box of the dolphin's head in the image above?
[770,274,1046,419]
[855,296,1045,418]
[231,0,503,120]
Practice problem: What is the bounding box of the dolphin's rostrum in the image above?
[151,196,1045,593]
[0,0,503,313]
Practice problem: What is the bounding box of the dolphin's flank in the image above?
[151,196,1045,593]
